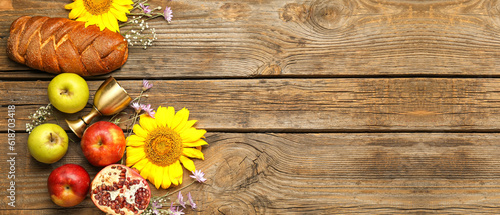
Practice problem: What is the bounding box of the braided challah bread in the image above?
[7,16,128,76]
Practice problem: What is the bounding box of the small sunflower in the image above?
[65,0,133,32]
[126,106,208,189]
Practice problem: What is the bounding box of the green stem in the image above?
[120,90,145,165]
[121,13,164,28]
[174,181,197,194]
[155,181,197,201]
[129,13,148,16]
[126,90,144,138]
[109,111,125,124]
[114,117,137,124]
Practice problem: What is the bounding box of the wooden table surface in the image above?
[2,0,500,214]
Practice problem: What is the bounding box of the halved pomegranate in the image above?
[91,164,151,215]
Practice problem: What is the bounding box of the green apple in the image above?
[48,73,89,114]
[28,123,68,164]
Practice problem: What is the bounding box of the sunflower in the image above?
[126,106,208,189]
[65,0,133,32]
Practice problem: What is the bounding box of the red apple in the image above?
[48,164,90,207]
[81,121,126,167]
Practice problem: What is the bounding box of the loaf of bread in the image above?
[7,16,128,76]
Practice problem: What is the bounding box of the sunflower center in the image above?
[144,127,183,167]
[83,0,112,15]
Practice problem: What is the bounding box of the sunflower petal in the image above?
[64,2,76,9]
[183,148,204,160]
[181,128,206,143]
[126,135,146,147]
[107,12,120,32]
[131,158,149,171]
[161,166,172,189]
[178,171,183,185]
[110,8,128,22]
[155,106,168,127]
[101,13,114,32]
[76,12,91,22]
[169,161,183,186]
[116,0,134,6]
[178,120,197,133]
[126,147,146,165]
[112,2,132,14]
[172,108,189,132]
[139,113,157,132]
[140,162,153,181]
[179,156,196,172]
[97,15,106,31]
[132,124,148,138]
[69,6,84,19]
[84,15,96,27]
[151,164,163,189]
[165,106,175,128]
[183,139,208,147]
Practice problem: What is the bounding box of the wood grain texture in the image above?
[2,0,500,77]
[4,78,500,132]
[2,0,500,214]
[2,133,500,214]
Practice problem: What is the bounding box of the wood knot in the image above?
[260,64,282,76]
[308,0,355,30]
[218,3,251,21]
[280,3,308,22]
[487,0,500,28]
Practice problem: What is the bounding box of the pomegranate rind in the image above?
[91,164,151,215]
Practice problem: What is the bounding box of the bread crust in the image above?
[7,16,128,76]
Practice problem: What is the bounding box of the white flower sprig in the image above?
[26,104,53,133]
[121,0,174,49]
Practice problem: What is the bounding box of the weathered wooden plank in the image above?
[2,133,500,213]
[2,0,500,78]
[3,78,500,132]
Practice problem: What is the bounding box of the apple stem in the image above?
[50,133,55,143]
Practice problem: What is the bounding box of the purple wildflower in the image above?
[142,79,153,91]
[190,170,207,183]
[177,191,186,208]
[163,6,173,23]
[152,200,162,214]
[187,192,197,209]
[141,104,156,118]
[170,202,185,215]
[139,3,152,14]
[131,102,142,113]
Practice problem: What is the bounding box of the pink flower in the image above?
[152,200,162,214]
[163,6,173,23]
[187,192,197,209]
[139,3,151,14]
[130,102,142,113]
[177,191,186,208]
[190,170,207,183]
[141,104,156,118]
[170,202,184,215]
[142,79,153,91]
